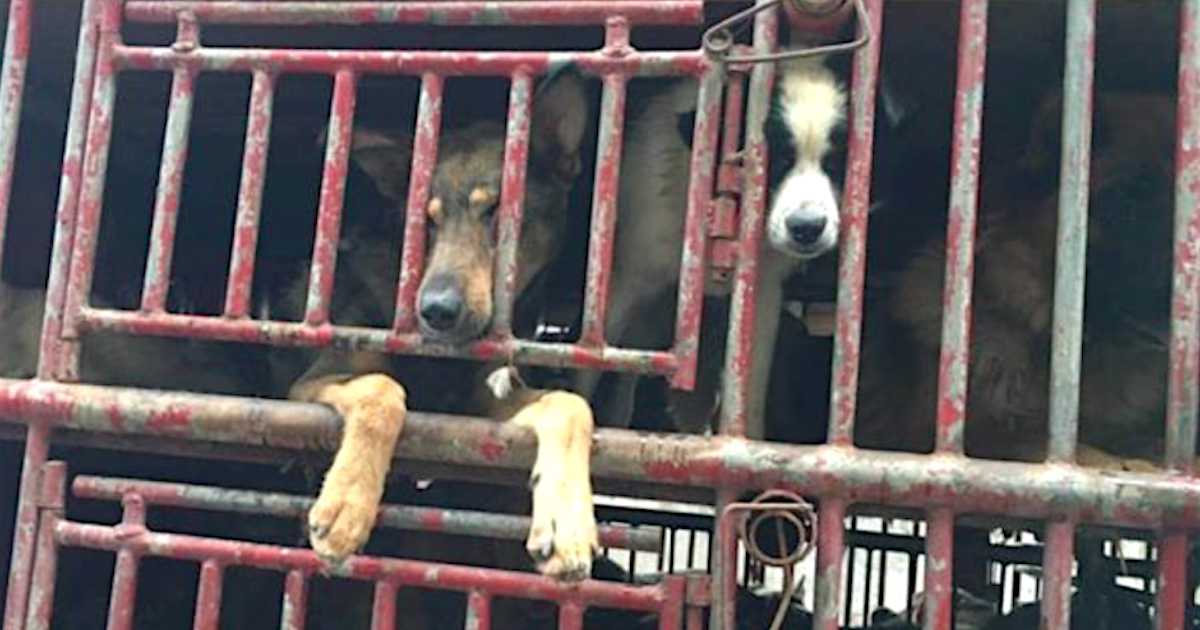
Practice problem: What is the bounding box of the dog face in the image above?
[765,56,848,259]
[351,72,588,343]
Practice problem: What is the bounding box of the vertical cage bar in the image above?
[1167,0,1200,471]
[1039,522,1074,630]
[0,0,31,308]
[141,65,198,313]
[106,494,146,630]
[393,72,443,332]
[280,571,308,630]
[671,66,722,390]
[21,462,66,630]
[304,69,358,326]
[37,0,100,381]
[658,577,685,630]
[192,560,224,630]
[1155,533,1188,630]
[921,508,954,630]
[60,0,123,356]
[1047,0,1096,463]
[464,590,490,630]
[717,0,776,428]
[812,499,846,630]
[2,430,49,630]
[579,43,629,347]
[934,0,990,454]
[711,489,740,630]
[558,601,584,630]
[490,71,534,338]
[369,582,396,630]
[827,0,885,446]
[224,70,276,318]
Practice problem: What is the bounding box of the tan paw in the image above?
[526,472,598,582]
[307,481,380,562]
[1078,447,1162,473]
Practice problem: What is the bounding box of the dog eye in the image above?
[484,201,500,220]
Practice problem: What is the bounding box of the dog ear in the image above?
[531,65,590,183]
[317,126,413,202]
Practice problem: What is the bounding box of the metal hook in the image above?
[702,0,872,65]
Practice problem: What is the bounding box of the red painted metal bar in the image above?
[558,600,585,630]
[141,63,198,313]
[920,508,953,630]
[579,21,631,347]
[826,0,884,445]
[489,71,533,338]
[281,570,309,630]
[1155,533,1189,630]
[78,308,680,375]
[106,495,147,630]
[113,46,708,79]
[192,560,224,630]
[1167,0,1200,472]
[465,590,491,630]
[6,379,1200,529]
[1039,521,1074,630]
[657,576,686,630]
[392,72,442,333]
[712,488,739,630]
[1,430,49,630]
[304,69,358,326]
[54,523,672,611]
[70,475,662,551]
[123,1,705,27]
[61,0,123,349]
[0,0,31,306]
[224,70,276,319]
[369,582,396,630]
[811,499,846,630]
[671,65,723,390]
[1047,0,1095,464]
[21,462,66,630]
[934,0,989,455]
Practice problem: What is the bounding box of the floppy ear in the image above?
[531,65,590,183]
[317,126,413,202]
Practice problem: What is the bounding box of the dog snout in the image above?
[419,277,466,332]
[785,213,828,245]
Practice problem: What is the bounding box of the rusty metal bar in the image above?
[392,72,442,333]
[812,499,846,630]
[78,308,680,375]
[0,0,31,307]
[671,65,723,391]
[490,71,534,337]
[657,577,686,630]
[123,1,705,27]
[304,69,358,326]
[1155,533,1189,630]
[465,590,491,630]
[369,582,396,630]
[192,560,224,630]
[712,488,739,630]
[70,475,662,551]
[826,0,884,446]
[934,0,989,454]
[142,64,198,313]
[113,46,708,79]
[280,570,308,630]
[1039,521,1074,630]
[579,22,630,347]
[1047,0,1095,464]
[921,508,953,630]
[55,523,671,611]
[6,379,1200,529]
[558,601,585,630]
[2,429,49,630]
[106,495,146,630]
[1168,0,1200,472]
[224,70,276,319]
[21,462,66,630]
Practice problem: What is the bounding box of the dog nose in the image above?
[785,214,828,245]
[419,283,464,331]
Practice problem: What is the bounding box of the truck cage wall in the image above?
[1,0,1199,629]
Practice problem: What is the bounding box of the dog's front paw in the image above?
[1078,446,1161,473]
[526,472,598,582]
[307,472,381,562]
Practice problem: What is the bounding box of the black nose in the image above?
[419,280,464,331]
[786,214,828,245]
